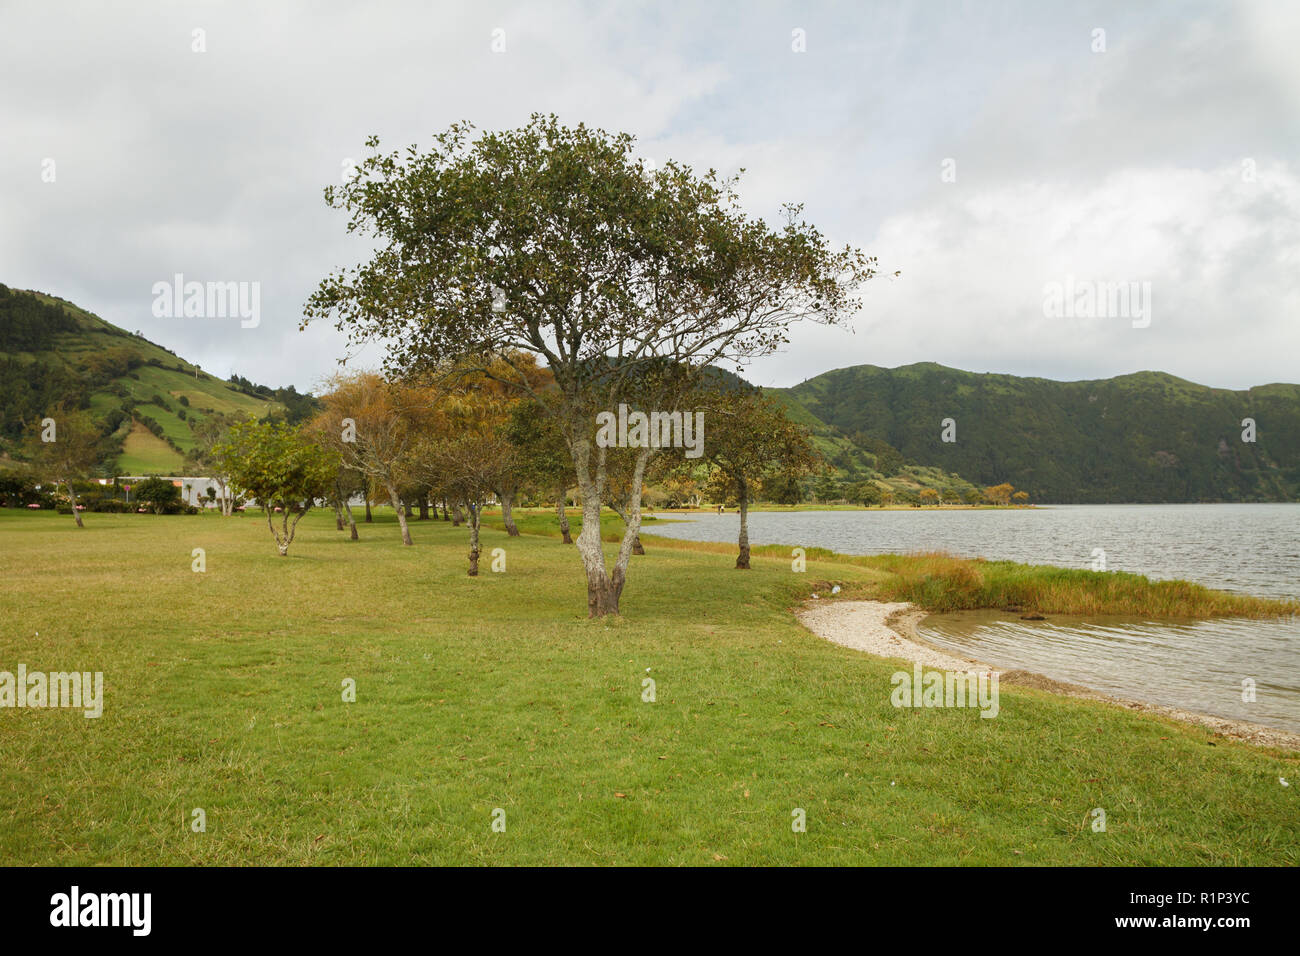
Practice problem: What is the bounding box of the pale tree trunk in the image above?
[609,501,645,555]
[451,501,464,526]
[342,497,358,540]
[571,436,652,617]
[215,478,234,517]
[332,497,345,531]
[386,484,413,545]
[498,487,520,536]
[64,480,84,528]
[736,481,751,570]
[266,506,307,556]
[556,484,572,544]
[466,500,481,576]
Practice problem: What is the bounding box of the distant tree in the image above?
[25,408,100,527]
[762,471,806,506]
[503,397,577,543]
[813,473,841,503]
[849,480,883,507]
[133,476,181,514]
[1012,490,1029,505]
[963,488,983,505]
[984,482,1015,506]
[420,433,515,576]
[701,389,820,569]
[215,421,336,556]
[919,488,940,506]
[315,372,424,546]
[186,412,242,516]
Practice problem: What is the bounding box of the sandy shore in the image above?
[796,598,1300,752]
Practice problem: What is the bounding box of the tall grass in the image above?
[867,552,1300,618]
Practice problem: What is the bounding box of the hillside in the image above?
[0,284,305,473]
[778,362,1300,503]
[7,284,1293,502]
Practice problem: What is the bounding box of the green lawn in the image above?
[0,508,1295,865]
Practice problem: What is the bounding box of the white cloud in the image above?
[1,0,1296,392]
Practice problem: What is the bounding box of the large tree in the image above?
[305,115,878,615]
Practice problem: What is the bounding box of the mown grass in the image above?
[0,508,1295,866]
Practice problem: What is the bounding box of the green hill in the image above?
[777,362,1300,503]
[0,284,304,474]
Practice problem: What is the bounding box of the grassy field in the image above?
[1,507,1296,865]
[117,421,185,474]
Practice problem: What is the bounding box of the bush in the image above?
[88,498,132,513]
[178,395,189,407]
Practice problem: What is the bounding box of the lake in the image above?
[648,504,1300,732]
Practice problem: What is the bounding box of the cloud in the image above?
[1,0,1296,392]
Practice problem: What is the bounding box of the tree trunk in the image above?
[499,488,520,536]
[364,498,373,523]
[216,478,234,517]
[342,497,358,540]
[467,501,481,576]
[440,499,450,521]
[266,507,305,556]
[386,485,413,545]
[556,484,572,544]
[576,489,623,616]
[66,481,84,528]
[404,499,414,518]
[736,484,751,570]
[609,501,645,555]
[571,440,651,617]
[418,494,429,521]
[451,501,464,526]
[333,498,345,531]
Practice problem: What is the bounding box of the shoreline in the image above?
[796,599,1300,752]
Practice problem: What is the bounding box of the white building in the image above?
[115,476,225,508]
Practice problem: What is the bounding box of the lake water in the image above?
[649,505,1300,732]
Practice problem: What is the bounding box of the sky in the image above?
[2,0,1297,393]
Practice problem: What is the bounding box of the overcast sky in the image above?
[2,0,1297,393]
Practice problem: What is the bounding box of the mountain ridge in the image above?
[4,285,1295,502]
[776,362,1299,503]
